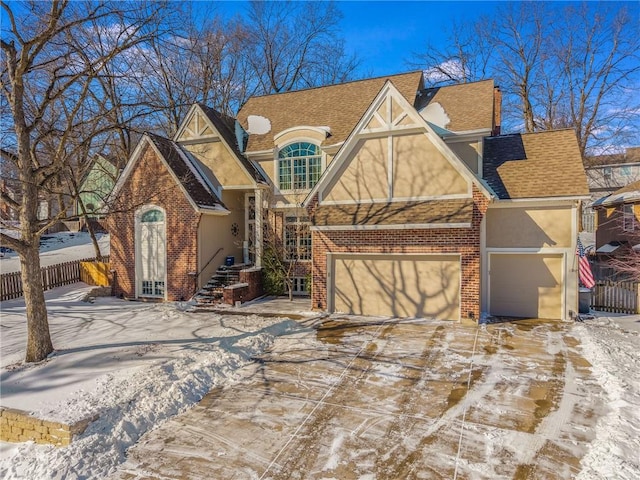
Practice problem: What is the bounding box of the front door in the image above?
[137,207,166,298]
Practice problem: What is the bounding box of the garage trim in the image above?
[487,250,567,320]
[327,252,462,320]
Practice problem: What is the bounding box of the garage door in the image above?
[331,254,460,320]
[489,253,563,319]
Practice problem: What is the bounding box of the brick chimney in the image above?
[492,86,502,136]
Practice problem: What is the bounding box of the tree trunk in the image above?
[87,223,103,262]
[21,243,54,362]
[75,182,103,261]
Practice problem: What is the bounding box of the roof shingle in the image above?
[483,130,589,199]
[147,133,224,210]
[416,79,496,132]
[237,71,424,152]
[197,104,266,183]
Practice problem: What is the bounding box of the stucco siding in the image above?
[486,206,573,249]
[448,140,481,174]
[323,138,389,203]
[392,133,468,198]
[275,129,327,147]
[184,142,253,188]
[198,190,246,286]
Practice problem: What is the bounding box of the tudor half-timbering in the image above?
[109,71,589,321]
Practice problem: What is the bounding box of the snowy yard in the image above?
[0,285,639,479]
[0,231,110,274]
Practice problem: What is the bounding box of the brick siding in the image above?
[309,186,489,322]
[108,144,200,301]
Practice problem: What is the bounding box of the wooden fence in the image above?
[0,255,110,302]
[590,280,640,314]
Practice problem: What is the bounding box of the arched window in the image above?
[141,209,164,223]
[136,206,166,298]
[278,142,322,191]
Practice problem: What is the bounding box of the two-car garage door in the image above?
[330,254,461,320]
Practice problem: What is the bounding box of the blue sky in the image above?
[213,0,505,76]
[212,0,640,78]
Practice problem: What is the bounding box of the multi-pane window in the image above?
[623,204,635,232]
[278,142,321,191]
[141,209,164,223]
[284,216,311,261]
[292,277,309,294]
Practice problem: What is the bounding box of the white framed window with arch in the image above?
[277,141,323,192]
[135,205,167,299]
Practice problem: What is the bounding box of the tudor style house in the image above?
[109,71,589,322]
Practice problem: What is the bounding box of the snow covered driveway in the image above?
[1,287,638,479]
[114,317,637,480]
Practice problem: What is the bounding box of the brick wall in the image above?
[310,186,489,322]
[239,267,264,300]
[108,144,200,301]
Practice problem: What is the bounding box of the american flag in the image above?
[577,238,595,288]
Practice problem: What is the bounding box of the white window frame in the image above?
[291,276,309,295]
[623,204,635,232]
[277,142,322,192]
[135,204,167,299]
[284,215,312,262]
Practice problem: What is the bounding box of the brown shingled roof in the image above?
[197,104,266,183]
[147,133,224,210]
[415,79,496,132]
[312,199,473,227]
[483,129,589,199]
[237,71,424,152]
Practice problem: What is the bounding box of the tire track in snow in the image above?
[261,320,396,479]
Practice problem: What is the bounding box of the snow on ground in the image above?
[0,285,638,479]
[0,286,307,479]
[573,314,640,479]
[0,232,110,273]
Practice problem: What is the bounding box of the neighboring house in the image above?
[109,71,589,321]
[0,149,19,222]
[582,147,640,232]
[0,148,66,228]
[0,179,17,221]
[76,155,119,218]
[592,179,640,255]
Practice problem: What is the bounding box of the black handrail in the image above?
[196,247,223,283]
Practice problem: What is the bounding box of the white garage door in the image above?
[330,254,460,320]
[489,253,563,319]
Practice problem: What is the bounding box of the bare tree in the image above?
[132,11,253,135]
[245,0,360,95]
[411,20,490,85]
[413,2,640,155]
[1,0,167,362]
